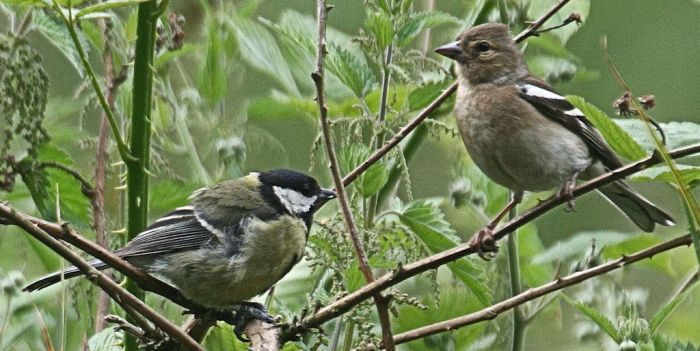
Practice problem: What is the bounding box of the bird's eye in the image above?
[475,41,491,52]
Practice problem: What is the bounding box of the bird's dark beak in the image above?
[435,41,462,60]
[313,188,337,211]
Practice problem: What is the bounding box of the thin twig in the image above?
[341,0,572,188]
[311,2,395,349]
[0,205,204,351]
[52,3,135,164]
[291,142,700,335]
[390,234,693,345]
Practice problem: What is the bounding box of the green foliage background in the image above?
[1,0,700,350]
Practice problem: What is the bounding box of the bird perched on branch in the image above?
[435,23,674,257]
[25,169,335,334]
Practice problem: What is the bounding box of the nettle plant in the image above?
[1,1,700,350]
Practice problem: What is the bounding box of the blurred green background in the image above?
[2,0,700,350]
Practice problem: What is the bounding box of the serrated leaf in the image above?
[527,0,589,44]
[365,10,393,49]
[631,164,700,189]
[227,17,299,96]
[395,11,459,48]
[75,0,147,19]
[562,294,621,343]
[567,95,647,161]
[398,200,491,306]
[203,322,247,350]
[198,21,229,104]
[32,10,87,76]
[326,44,376,98]
[408,80,450,111]
[17,145,91,228]
[87,327,122,351]
[649,283,697,335]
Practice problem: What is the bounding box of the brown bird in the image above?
[435,23,674,257]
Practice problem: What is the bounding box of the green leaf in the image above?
[631,164,700,189]
[532,231,631,264]
[397,200,491,306]
[17,144,91,229]
[75,0,147,19]
[33,9,88,76]
[154,43,197,69]
[326,44,377,98]
[359,163,389,198]
[227,17,300,96]
[566,96,647,161]
[365,10,393,49]
[527,0,590,44]
[203,322,247,350]
[408,80,450,111]
[395,11,459,48]
[198,20,230,104]
[87,327,122,351]
[649,283,697,335]
[516,224,553,287]
[337,143,389,198]
[561,294,621,343]
[615,120,700,152]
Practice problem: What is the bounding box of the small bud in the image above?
[638,95,656,110]
[568,13,583,24]
[613,92,635,116]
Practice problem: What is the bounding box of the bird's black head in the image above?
[258,169,336,226]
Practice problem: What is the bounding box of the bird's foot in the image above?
[231,302,276,342]
[557,174,578,212]
[469,227,499,260]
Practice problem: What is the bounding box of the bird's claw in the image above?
[231,302,276,342]
[469,227,499,260]
[557,175,578,212]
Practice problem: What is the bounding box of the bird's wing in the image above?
[115,206,231,257]
[516,76,624,170]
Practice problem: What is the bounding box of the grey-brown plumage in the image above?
[24,169,336,308]
[436,23,674,232]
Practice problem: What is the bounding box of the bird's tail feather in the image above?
[599,181,675,232]
[23,259,108,292]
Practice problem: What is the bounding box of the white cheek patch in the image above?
[273,186,317,215]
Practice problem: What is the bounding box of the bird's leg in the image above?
[469,191,523,260]
[231,301,276,342]
[557,172,579,212]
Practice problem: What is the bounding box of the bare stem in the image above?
[311,2,395,349]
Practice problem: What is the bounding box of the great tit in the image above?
[24,169,336,310]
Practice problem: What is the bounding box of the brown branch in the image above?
[514,0,573,42]
[390,234,693,345]
[0,204,204,351]
[311,1,395,349]
[94,10,128,332]
[291,142,700,335]
[340,0,573,188]
[245,319,281,351]
[2,206,196,307]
